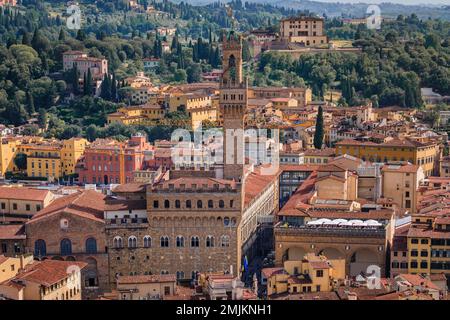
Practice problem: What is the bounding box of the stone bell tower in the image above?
[220,31,247,181]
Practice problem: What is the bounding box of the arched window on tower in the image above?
[160,236,169,247]
[228,54,236,82]
[128,236,137,248]
[143,236,152,248]
[191,236,200,247]
[176,236,184,247]
[113,236,123,249]
[206,236,214,248]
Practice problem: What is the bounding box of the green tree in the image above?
[313,106,324,150]
[38,108,47,129]
[14,153,27,171]
[86,124,100,142]
[26,91,35,115]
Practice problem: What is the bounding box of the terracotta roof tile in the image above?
[0,224,25,240]
[8,260,87,287]
[27,190,107,224]
[0,186,51,202]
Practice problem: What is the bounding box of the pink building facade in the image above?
[77,135,151,185]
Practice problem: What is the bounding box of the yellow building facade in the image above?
[407,217,450,277]
[266,253,345,296]
[336,139,440,177]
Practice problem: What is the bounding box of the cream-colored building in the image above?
[381,163,424,213]
[280,16,328,46]
[0,186,54,219]
[117,274,177,300]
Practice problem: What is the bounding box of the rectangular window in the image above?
[1,203,5,210]
[12,203,17,210]
[26,204,30,211]
[405,200,411,208]
[316,270,323,277]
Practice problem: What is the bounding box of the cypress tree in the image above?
[85,68,93,95]
[38,108,47,129]
[72,65,80,95]
[313,106,324,149]
[22,32,31,46]
[58,28,66,41]
[26,91,35,115]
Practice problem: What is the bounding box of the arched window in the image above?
[161,270,169,275]
[113,236,123,249]
[191,236,200,247]
[160,236,169,247]
[128,236,137,248]
[60,238,72,255]
[230,218,237,226]
[175,200,181,208]
[176,236,184,247]
[34,239,46,257]
[186,200,191,208]
[164,200,170,208]
[197,200,203,208]
[224,217,230,227]
[206,236,214,248]
[228,54,237,81]
[219,200,225,208]
[176,271,185,280]
[143,236,152,248]
[221,235,230,247]
[85,238,97,254]
[208,200,214,208]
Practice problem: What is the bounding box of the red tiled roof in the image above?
[112,183,146,193]
[407,226,450,239]
[0,224,25,240]
[0,255,8,265]
[244,166,280,208]
[396,274,441,291]
[381,164,420,173]
[261,267,285,278]
[27,190,107,224]
[8,260,87,287]
[0,186,51,202]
